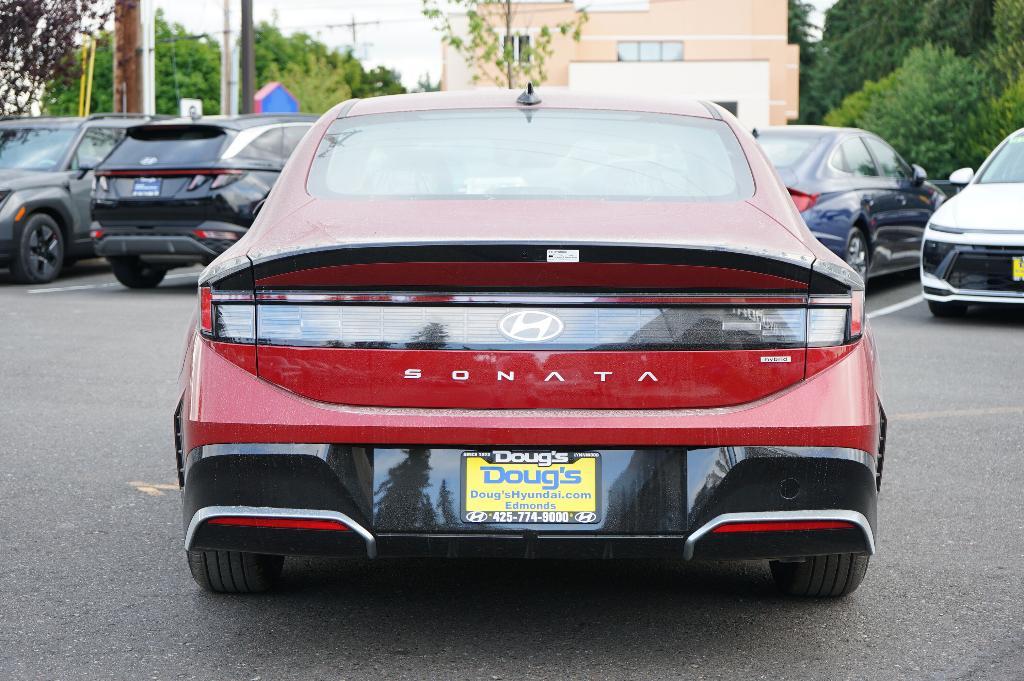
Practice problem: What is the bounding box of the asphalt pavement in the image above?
[1,261,1022,680]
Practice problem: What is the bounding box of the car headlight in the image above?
[922,238,957,274]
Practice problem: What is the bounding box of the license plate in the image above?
[1013,256,1024,282]
[461,450,600,524]
[132,177,162,197]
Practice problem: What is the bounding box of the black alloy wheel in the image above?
[11,213,64,284]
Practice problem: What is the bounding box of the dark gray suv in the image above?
[0,114,153,284]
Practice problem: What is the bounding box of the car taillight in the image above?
[200,299,865,350]
[93,175,108,192]
[187,175,208,191]
[199,288,255,342]
[199,286,213,334]
[211,172,244,189]
[193,229,240,240]
[788,187,820,213]
[89,229,104,239]
[808,290,864,346]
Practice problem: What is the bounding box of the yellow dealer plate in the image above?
[1013,256,1024,282]
[461,450,600,524]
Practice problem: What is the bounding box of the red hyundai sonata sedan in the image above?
[176,89,885,597]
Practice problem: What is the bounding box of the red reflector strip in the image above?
[206,516,350,531]
[199,286,213,334]
[97,169,242,177]
[711,520,854,534]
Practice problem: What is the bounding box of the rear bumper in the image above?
[180,443,877,561]
[93,221,245,263]
[178,330,883,561]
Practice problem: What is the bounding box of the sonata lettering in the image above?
[402,369,659,383]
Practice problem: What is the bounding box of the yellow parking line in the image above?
[128,481,179,497]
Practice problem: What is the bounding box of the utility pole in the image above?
[112,0,142,113]
[221,0,233,115]
[140,0,156,115]
[240,0,255,113]
[345,15,378,60]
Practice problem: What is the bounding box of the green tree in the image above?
[859,45,986,177]
[154,11,221,115]
[991,0,1024,85]
[788,0,821,123]
[823,73,896,128]
[809,0,926,119]
[413,72,441,93]
[422,0,587,89]
[967,74,1024,163]
[920,0,994,58]
[43,12,220,116]
[42,33,114,115]
[253,21,404,107]
[265,53,351,113]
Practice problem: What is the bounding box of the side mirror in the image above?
[911,164,927,187]
[949,167,974,185]
[75,163,95,180]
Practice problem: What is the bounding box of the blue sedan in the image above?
[756,126,943,280]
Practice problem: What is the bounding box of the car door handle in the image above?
[897,195,907,205]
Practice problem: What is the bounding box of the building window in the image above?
[617,41,684,62]
[503,33,532,63]
[617,42,640,61]
[661,42,684,61]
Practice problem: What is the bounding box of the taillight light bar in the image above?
[198,293,865,349]
[711,520,855,534]
[206,516,351,531]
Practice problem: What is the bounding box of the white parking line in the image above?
[26,271,199,294]
[867,294,924,319]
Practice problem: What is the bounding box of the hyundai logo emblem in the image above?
[498,310,565,343]
[574,512,597,523]
[465,511,489,523]
[139,156,158,166]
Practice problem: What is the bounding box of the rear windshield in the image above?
[756,132,822,169]
[307,109,754,201]
[103,126,227,167]
[0,128,76,171]
[978,134,1024,184]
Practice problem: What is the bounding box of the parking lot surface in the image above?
[1,262,1022,680]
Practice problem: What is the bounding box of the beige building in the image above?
[441,0,800,127]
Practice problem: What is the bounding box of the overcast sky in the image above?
[156,0,838,89]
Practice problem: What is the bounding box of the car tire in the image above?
[927,299,968,318]
[109,256,167,289]
[187,549,284,594]
[844,227,870,282]
[769,553,869,597]
[10,213,65,284]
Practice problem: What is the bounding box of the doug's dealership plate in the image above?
[461,450,601,524]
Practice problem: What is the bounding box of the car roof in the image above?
[142,113,318,130]
[757,125,865,137]
[346,89,716,119]
[0,114,160,130]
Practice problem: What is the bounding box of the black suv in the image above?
[91,113,315,288]
[0,114,153,283]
